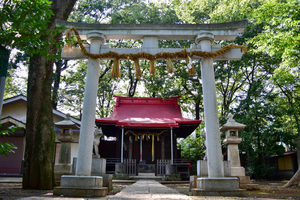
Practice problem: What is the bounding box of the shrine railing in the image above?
[106,158,189,177]
[106,158,121,164]
[105,158,121,174]
[174,158,190,178]
[156,159,171,175]
[105,158,136,175]
[157,159,190,177]
[174,158,189,165]
[124,159,136,176]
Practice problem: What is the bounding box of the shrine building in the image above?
[95,95,201,176]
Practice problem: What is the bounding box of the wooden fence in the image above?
[124,159,136,175]
[156,159,171,175]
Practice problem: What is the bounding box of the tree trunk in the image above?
[22,0,77,190]
[52,60,68,109]
[128,75,139,97]
[284,167,300,187]
[23,55,56,189]
[284,135,300,187]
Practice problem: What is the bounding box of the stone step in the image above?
[138,173,156,176]
[129,175,163,181]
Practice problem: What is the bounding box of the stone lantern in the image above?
[220,113,250,184]
[54,113,79,185]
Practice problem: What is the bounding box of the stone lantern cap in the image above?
[55,114,79,130]
[220,113,246,132]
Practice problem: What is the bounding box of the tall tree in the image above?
[22,0,77,189]
[249,0,300,186]
[251,0,300,136]
[234,80,289,178]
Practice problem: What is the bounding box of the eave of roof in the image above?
[2,95,81,126]
[0,116,26,128]
[96,96,201,129]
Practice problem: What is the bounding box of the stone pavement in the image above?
[0,177,22,183]
[111,180,191,200]
[0,178,191,200]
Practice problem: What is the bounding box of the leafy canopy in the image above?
[0,0,55,56]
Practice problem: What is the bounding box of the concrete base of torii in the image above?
[53,175,108,197]
[191,177,246,197]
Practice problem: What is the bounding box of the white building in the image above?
[0,95,81,175]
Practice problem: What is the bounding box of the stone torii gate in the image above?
[54,20,247,197]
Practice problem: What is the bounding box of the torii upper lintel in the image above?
[56,19,247,40]
[56,20,247,61]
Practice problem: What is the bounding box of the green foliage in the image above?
[178,127,206,162]
[250,0,300,135]
[69,0,112,23]
[172,0,261,23]
[0,0,56,56]
[251,0,300,67]
[0,125,17,157]
[250,6,300,142]
[59,60,87,118]
[4,68,27,98]
[172,0,215,23]
[96,62,120,118]
[215,21,267,123]
[234,79,294,178]
[59,60,119,119]
[110,1,179,24]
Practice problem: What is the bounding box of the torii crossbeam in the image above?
[54,19,247,197]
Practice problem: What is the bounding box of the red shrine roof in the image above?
[95,96,202,137]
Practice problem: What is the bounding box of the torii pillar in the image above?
[192,33,245,196]
[197,33,224,177]
[54,33,108,197]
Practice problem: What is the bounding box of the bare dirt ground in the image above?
[0,180,300,200]
[246,180,300,199]
[166,180,300,199]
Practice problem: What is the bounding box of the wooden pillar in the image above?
[129,136,133,159]
[121,125,124,163]
[171,127,173,164]
[161,136,165,160]
[174,133,177,160]
[116,134,120,158]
